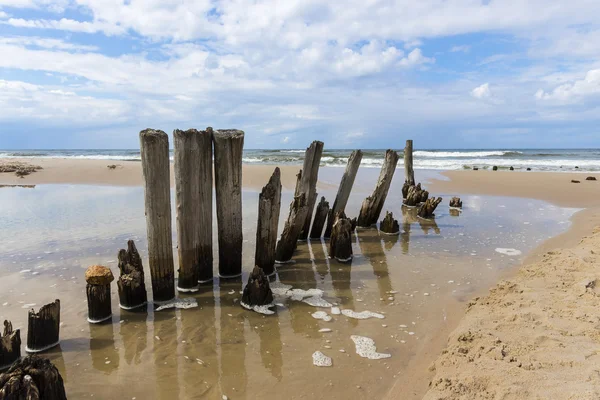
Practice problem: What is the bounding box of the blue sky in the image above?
[0,1,599,149]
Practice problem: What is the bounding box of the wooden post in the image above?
[241,266,274,310]
[275,171,309,263]
[298,141,324,240]
[449,197,463,208]
[329,217,353,262]
[404,183,429,207]
[404,140,415,186]
[309,196,329,239]
[379,211,400,235]
[213,129,244,278]
[117,240,148,310]
[139,129,175,303]
[0,355,67,400]
[26,300,60,353]
[255,168,282,276]
[324,150,363,238]
[357,150,399,227]
[418,197,443,219]
[198,127,214,283]
[0,321,20,371]
[85,265,114,323]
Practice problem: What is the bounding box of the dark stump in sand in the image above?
[586,176,596,181]
[402,181,411,199]
[0,321,20,371]
[493,166,498,171]
[0,355,67,400]
[85,265,114,324]
[417,197,443,219]
[117,240,148,310]
[449,197,463,208]
[242,266,273,308]
[571,180,580,184]
[473,167,479,171]
[527,168,531,171]
[309,196,329,239]
[329,217,353,262]
[379,212,399,235]
[404,183,429,207]
[26,300,60,354]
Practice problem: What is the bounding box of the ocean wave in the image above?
[413,150,521,158]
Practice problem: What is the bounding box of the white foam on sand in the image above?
[350,335,391,360]
[341,309,385,320]
[303,296,333,307]
[311,311,332,322]
[319,328,332,333]
[312,351,332,367]
[271,284,332,307]
[495,248,522,256]
[330,306,341,315]
[241,301,275,315]
[155,298,198,311]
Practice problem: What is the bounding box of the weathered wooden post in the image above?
[309,197,329,239]
[329,216,353,262]
[324,150,363,238]
[241,266,274,311]
[85,265,114,323]
[449,197,463,208]
[213,129,244,278]
[0,355,67,399]
[139,129,175,302]
[0,321,20,370]
[198,127,214,283]
[298,141,324,240]
[418,197,443,219]
[404,140,415,186]
[379,211,400,235]
[357,150,399,227]
[117,240,147,310]
[275,171,309,263]
[404,183,429,206]
[255,168,282,276]
[26,300,60,353]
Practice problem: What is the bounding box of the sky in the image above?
[0,1,600,149]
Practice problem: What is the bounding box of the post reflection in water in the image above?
[45,346,67,385]
[152,309,180,400]
[357,227,395,299]
[119,309,148,366]
[89,320,120,374]
[246,308,283,382]
[309,238,330,281]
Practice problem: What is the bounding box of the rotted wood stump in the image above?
[0,321,20,371]
[241,266,274,309]
[26,300,60,353]
[298,141,325,241]
[255,168,282,276]
[0,355,67,400]
[85,265,114,324]
[402,180,411,199]
[586,176,596,181]
[329,217,353,262]
[357,149,399,227]
[404,183,429,207]
[379,212,400,235]
[492,166,498,171]
[275,171,309,263]
[417,197,443,219]
[309,197,329,239]
[117,240,147,310]
[449,197,463,208]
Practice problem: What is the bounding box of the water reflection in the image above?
[246,309,283,381]
[119,309,149,366]
[357,228,395,299]
[153,311,180,400]
[89,321,120,374]
[309,239,330,280]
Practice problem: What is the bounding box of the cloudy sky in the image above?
[1,0,599,149]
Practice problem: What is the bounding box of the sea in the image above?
[1,148,599,172]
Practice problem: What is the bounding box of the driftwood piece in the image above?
[329,217,353,262]
[26,300,60,353]
[255,168,282,276]
[0,355,67,400]
[324,150,363,238]
[404,140,415,186]
[571,180,580,184]
[309,197,329,239]
[357,150,399,227]
[213,129,244,278]
[117,240,147,310]
[379,212,400,235]
[404,183,429,206]
[85,265,114,324]
[586,176,596,181]
[449,197,463,208]
[298,141,324,240]
[241,266,274,308]
[417,197,443,219]
[0,321,20,371]
[139,129,175,302]
[275,171,309,263]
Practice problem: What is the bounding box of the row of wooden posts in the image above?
[139,128,416,304]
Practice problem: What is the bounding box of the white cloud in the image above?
[535,69,600,102]
[282,136,291,144]
[471,83,492,99]
[0,36,98,51]
[4,17,125,35]
[450,45,470,53]
[398,48,435,68]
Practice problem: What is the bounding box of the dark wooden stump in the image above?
[0,321,20,371]
[329,217,353,262]
[26,300,60,353]
[526,168,531,171]
[85,265,114,323]
[0,355,67,399]
[298,141,324,241]
[586,176,596,181]
[379,211,400,235]
[509,166,514,171]
[571,180,580,184]
[117,240,148,310]
[255,168,282,276]
[449,197,463,208]
[241,266,274,308]
[357,149,399,227]
[309,197,329,239]
[404,140,415,186]
[492,166,498,171]
[404,183,429,206]
[417,197,443,219]
[473,167,479,171]
[275,171,309,263]
[402,180,411,199]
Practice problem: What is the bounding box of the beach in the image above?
[0,158,599,399]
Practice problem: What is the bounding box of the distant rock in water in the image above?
[509,166,514,171]
[493,166,498,171]
[527,168,531,171]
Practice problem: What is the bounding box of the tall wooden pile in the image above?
[357,150,399,227]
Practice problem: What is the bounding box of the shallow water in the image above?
[0,168,577,399]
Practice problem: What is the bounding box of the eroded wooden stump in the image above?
[298,141,324,241]
[329,217,353,263]
[117,240,147,310]
[404,140,415,186]
[0,321,20,371]
[275,171,309,263]
[357,149,399,227]
[404,183,429,206]
[241,266,274,309]
[379,211,400,235]
[417,197,443,219]
[85,265,114,323]
[255,168,282,276]
[0,355,67,399]
[26,300,60,353]
[309,197,329,239]
[586,176,596,181]
[449,197,463,208]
